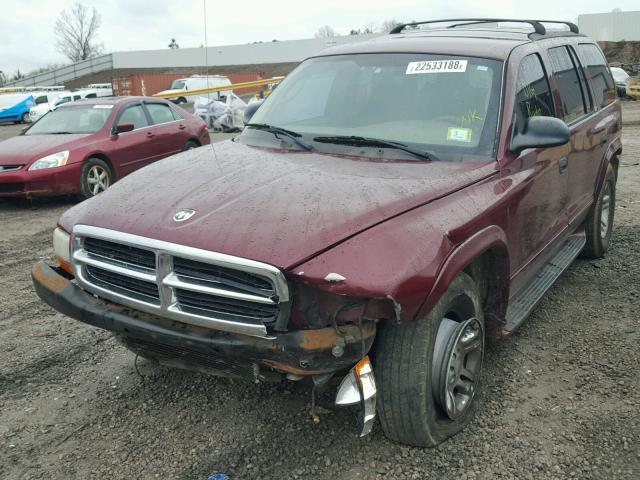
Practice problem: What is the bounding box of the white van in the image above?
[155,75,232,104]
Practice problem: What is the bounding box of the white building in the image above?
[578,10,640,42]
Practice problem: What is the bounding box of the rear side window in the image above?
[118,105,149,130]
[515,54,555,130]
[34,95,48,105]
[145,103,175,124]
[577,44,616,108]
[547,46,587,123]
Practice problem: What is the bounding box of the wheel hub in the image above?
[87,166,110,195]
[432,317,483,420]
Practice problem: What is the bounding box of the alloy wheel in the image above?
[600,182,611,239]
[86,165,110,195]
[432,316,484,420]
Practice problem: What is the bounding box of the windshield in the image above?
[26,105,113,135]
[170,80,186,90]
[241,53,503,160]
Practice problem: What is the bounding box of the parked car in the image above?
[28,91,71,122]
[0,93,35,124]
[0,97,209,198]
[155,75,232,104]
[33,19,621,446]
[610,66,630,97]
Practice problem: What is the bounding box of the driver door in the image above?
[506,52,570,293]
[109,103,155,177]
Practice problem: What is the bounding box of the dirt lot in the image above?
[1,106,639,480]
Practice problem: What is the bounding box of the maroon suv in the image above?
[33,19,621,446]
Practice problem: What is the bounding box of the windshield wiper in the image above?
[47,131,73,134]
[245,123,312,151]
[313,135,439,162]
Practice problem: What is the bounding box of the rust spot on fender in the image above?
[260,360,334,376]
[32,261,71,294]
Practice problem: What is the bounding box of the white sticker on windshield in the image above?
[406,60,468,75]
[93,105,114,109]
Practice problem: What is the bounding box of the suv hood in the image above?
[0,134,90,166]
[61,141,496,269]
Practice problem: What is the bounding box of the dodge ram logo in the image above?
[173,209,196,222]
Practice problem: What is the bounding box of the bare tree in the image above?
[315,25,337,38]
[55,3,103,63]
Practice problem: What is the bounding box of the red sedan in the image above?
[0,97,210,198]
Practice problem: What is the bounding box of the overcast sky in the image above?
[0,0,637,77]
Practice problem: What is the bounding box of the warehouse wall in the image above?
[579,11,640,41]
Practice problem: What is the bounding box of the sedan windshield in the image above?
[241,53,503,160]
[26,105,113,135]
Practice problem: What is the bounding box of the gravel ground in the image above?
[1,105,639,480]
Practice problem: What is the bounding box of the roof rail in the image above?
[389,18,579,35]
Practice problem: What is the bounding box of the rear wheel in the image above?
[80,158,113,199]
[184,140,199,150]
[176,97,187,105]
[21,112,30,124]
[582,163,616,258]
[375,272,484,446]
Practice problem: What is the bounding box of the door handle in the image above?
[178,124,186,130]
[559,157,568,174]
[146,132,155,138]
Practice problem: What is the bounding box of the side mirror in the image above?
[244,100,264,124]
[511,116,570,155]
[112,122,135,135]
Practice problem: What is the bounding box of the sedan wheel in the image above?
[80,158,113,200]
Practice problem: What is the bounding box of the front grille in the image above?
[176,288,278,321]
[71,225,289,337]
[0,182,24,193]
[86,265,160,304]
[84,237,156,272]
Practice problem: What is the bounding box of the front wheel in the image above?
[582,163,616,259]
[80,158,113,200]
[21,112,30,124]
[375,272,484,447]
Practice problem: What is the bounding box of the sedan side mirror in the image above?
[511,116,570,155]
[112,123,135,135]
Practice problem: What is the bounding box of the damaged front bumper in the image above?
[32,260,377,379]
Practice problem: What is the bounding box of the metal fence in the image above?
[6,54,114,88]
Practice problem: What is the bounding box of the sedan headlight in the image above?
[29,151,70,171]
[53,227,72,273]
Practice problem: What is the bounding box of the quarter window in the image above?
[118,105,149,130]
[514,54,554,129]
[547,46,587,123]
[577,44,616,108]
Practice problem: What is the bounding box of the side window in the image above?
[34,95,48,105]
[145,103,176,124]
[577,44,616,108]
[85,93,97,99]
[568,47,593,112]
[514,54,554,129]
[547,46,587,123]
[118,105,149,130]
[73,95,81,101]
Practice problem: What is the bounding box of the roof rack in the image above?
[389,18,579,36]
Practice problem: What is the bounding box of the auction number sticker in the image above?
[406,59,468,74]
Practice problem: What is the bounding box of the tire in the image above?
[21,112,30,124]
[582,163,616,259]
[375,272,484,447]
[176,97,187,105]
[184,140,199,150]
[79,158,113,200]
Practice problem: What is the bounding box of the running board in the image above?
[505,235,586,332]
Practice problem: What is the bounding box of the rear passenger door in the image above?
[545,45,602,227]
[143,102,187,159]
[572,43,618,221]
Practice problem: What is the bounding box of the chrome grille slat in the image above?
[71,225,290,338]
